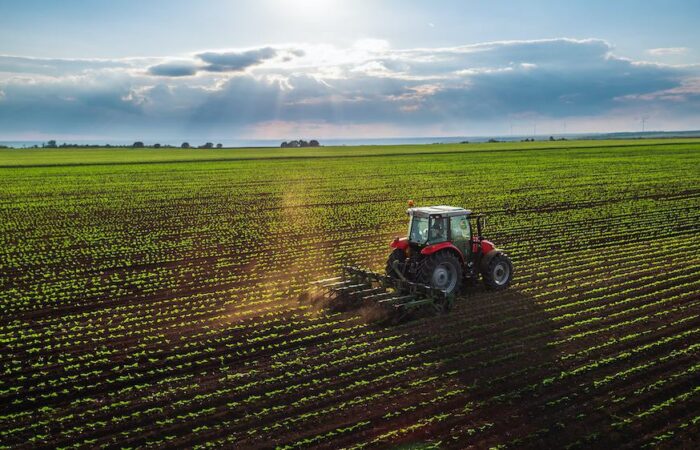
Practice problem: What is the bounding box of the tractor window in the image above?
[428,216,448,244]
[450,215,471,257]
[409,215,449,244]
[450,216,470,241]
[409,216,429,244]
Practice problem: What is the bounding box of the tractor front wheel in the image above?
[481,252,513,290]
[417,251,462,296]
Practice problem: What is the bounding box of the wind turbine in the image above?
[641,116,649,133]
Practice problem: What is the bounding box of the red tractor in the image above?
[386,204,513,296]
[314,204,513,317]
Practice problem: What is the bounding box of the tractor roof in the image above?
[408,205,471,218]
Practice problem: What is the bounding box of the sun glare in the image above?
[273,0,339,21]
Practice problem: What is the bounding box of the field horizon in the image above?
[3,129,700,150]
[3,137,700,167]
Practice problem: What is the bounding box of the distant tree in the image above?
[45,140,57,148]
[281,139,321,148]
[549,136,555,141]
[216,143,223,149]
[133,141,145,148]
[181,142,190,149]
[153,143,161,148]
[199,142,214,149]
[488,138,500,143]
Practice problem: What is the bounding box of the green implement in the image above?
[313,266,454,320]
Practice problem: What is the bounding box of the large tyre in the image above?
[417,251,462,297]
[385,249,406,279]
[481,251,513,290]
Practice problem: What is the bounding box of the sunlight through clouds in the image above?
[1,38,699,139]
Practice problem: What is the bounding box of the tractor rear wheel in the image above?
[417,251,462,296]
[481,252,513,290]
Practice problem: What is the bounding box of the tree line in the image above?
[35,140,324,149]
[39,140,224,149]
[280,139,320,148]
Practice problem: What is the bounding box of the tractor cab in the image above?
[406,206,473,258]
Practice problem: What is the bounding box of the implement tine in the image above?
[314,276,343,285]
[377,295,416,306]
[333,283,370,295]
[353,287,385,296]
[322,280,354,289]
[362,291,394,302]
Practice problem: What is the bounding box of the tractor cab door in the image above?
[450,215,471,258]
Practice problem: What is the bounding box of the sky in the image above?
[0,0,699,142]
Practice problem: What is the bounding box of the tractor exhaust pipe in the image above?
[476,215,486,238]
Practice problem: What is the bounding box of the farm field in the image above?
[1,139,699,448]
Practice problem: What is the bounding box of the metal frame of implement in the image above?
[314,266,454,316]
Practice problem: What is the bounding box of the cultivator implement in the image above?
[313,266,454,319]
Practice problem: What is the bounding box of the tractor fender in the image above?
[471,239,496,254]
[421,242,465,263]
[390,237,409,251]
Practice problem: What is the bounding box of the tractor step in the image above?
[313,266,453,317]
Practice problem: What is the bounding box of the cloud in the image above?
[142,46,304,78]
[148,61,199,77]
[647,47,689,56]
[377,38,614,79]
[0,72,142,136]
[197,47,278,72]
[0,55,133,77]
[615,77,700,105]
[1,38,699,139]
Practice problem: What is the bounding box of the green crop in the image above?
[0,139,699,448]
